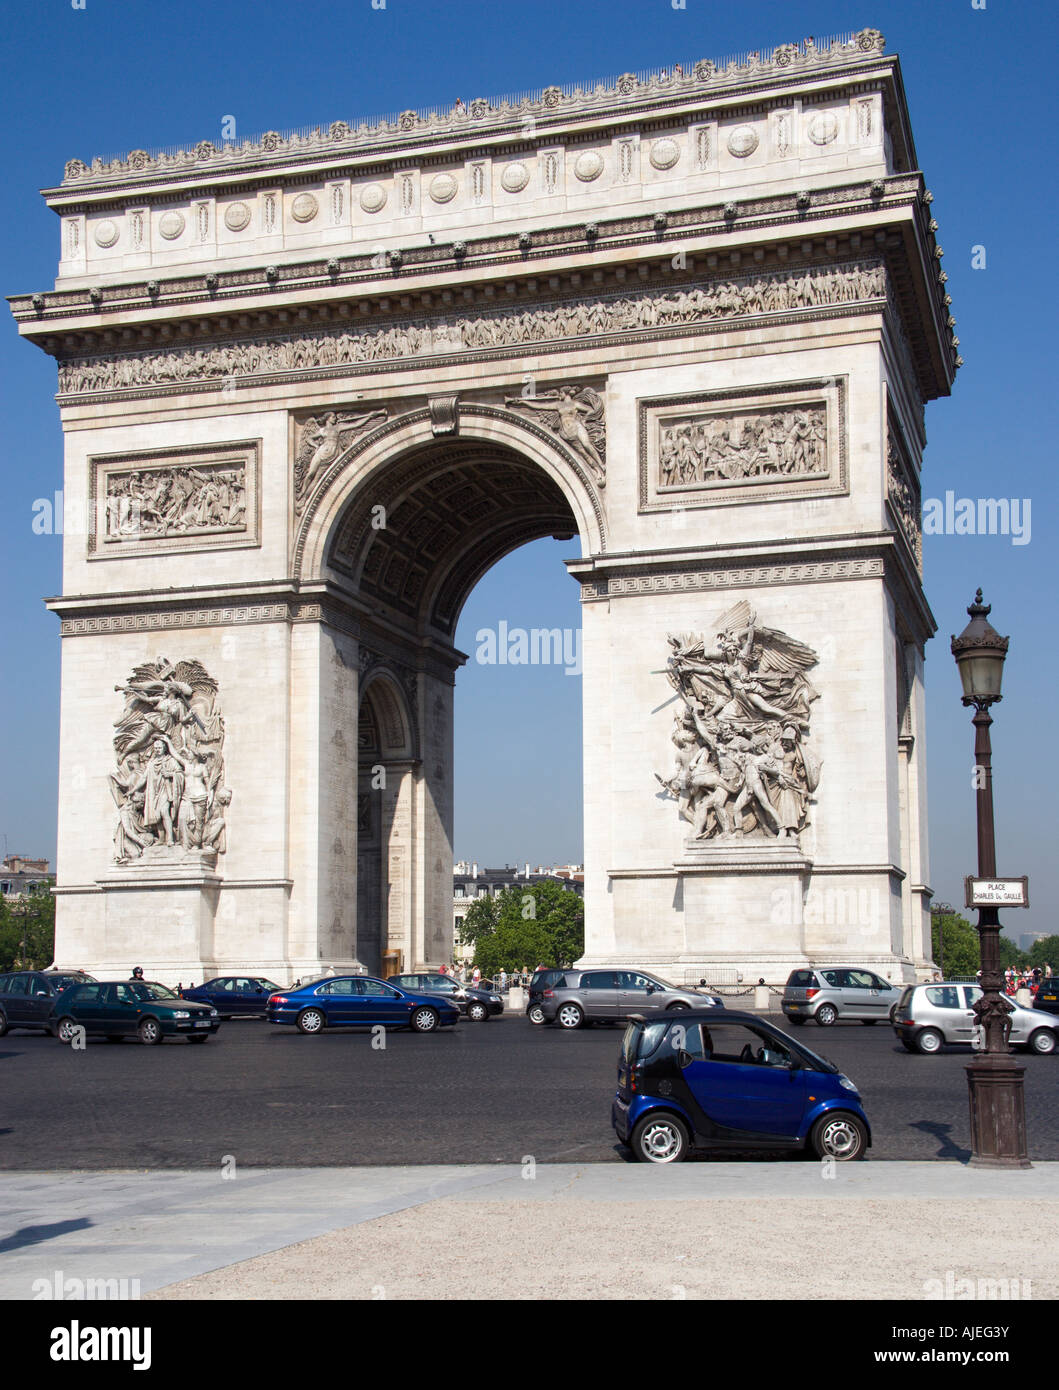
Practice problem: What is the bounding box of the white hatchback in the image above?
[892,982,1059,1055]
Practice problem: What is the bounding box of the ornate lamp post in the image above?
[950,590,1030,1168]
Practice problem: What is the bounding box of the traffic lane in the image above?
[0,1018,1056,1168]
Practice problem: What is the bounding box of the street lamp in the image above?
[950,590,1029,1168]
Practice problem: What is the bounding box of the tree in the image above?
[0,887,56,971]
[998,935,1029,970]
[1027,935,1059,971]
[930,910,980,979]
[463,880,585,974]
[456,892,501,952]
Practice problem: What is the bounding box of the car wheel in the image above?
[411,1006,439,1033]
[1028,1028,1056,1055]
[666,1001,691,1012]
[467,1001,489,1022]
[138,1017,163,1046]
[0,1013,8,1037]
[527,1004,546,1025]
[816,1003,838,1027]
[900,1040,916,1053]
[557,1003,584,1030]
[188,1033,209,1044]
[297,1008,326,1035]
[787,1016,807,1026]
[56,1016,79,1045]
[915,1027,943,1054]
[631,1113,689,1164]
[810,1112,867,1161]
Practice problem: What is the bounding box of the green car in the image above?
[51,980,220,1045]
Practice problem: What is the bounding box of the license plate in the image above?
[194,1020,210,1028]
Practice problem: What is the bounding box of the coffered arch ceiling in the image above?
[327,439,578,638]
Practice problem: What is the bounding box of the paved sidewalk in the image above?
[2,1163,1057,1300]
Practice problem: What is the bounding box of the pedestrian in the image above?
[130,966,144,981]
[499,968,508,992]
[472,965,481,985]
[439,962,448,975]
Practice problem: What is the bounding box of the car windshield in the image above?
[126,982,179,1001]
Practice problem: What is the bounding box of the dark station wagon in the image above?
[0,970,96,1036]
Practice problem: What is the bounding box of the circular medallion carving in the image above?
[573,150,604,182]
[291,193,319,223]
[807,112,839,146]
[429,172,458,204]
[158,211,185,241]
[224,202,251,232]
[649,138,680,170]
[500,162,529,193]
[360,182,387,213]
[726,124,759,157]
[93,219,119,249]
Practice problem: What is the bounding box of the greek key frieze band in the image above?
[577,555,886,601]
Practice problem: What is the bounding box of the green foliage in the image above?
[463,880,584,975]
[1026,935,1059,971]
[998,935,1029,969]
[930,911,980,978]
[0,889,56,971]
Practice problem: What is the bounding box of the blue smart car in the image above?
[612,1010,871,1162]
[266,975,460,1034]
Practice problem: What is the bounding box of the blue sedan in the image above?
[182,976,284,1018]
[266,976,460,1034]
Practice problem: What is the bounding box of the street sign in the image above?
[964,876,1029,909]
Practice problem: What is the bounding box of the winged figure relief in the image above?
[505,386,606,486]
[294,409,388,511]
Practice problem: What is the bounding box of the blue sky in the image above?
[2,0,1056,942]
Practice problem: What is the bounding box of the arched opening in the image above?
[321,423,590,973]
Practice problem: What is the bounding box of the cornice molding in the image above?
[52,31,889,194]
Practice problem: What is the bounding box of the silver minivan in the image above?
[893,983,1059,1055]
[541,969,722,1029]
[782,966,902,1027]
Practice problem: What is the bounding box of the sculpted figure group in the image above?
[656,602,822,843]
[104,464,246,541]
[110,658,231,863]
[660,406,826,487]
[59,263,885,395]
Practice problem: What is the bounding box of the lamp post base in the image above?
[965,1053,1032,1168]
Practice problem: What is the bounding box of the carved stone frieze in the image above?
[110,658,230,865]
[659,405,826,489]
[58,261,886,397]
[640,378,847,511]
[655,602,822,845]
[886,422,922,571]
[88,440,260,557]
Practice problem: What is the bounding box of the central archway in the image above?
[300,406,600,974]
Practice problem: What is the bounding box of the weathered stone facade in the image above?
[13,31,954,983]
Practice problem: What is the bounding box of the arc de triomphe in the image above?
[12,30,955,984]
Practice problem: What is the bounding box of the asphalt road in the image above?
[2,1013,1056,1168]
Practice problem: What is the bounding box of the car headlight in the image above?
[489,995,501,1003]
[172,1010,190,1019]
[209,1008,218,1017]
[838,1075,858,1092]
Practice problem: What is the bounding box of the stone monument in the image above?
[11,29,953,983]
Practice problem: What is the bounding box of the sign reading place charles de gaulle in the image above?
[964,876,1030,909]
